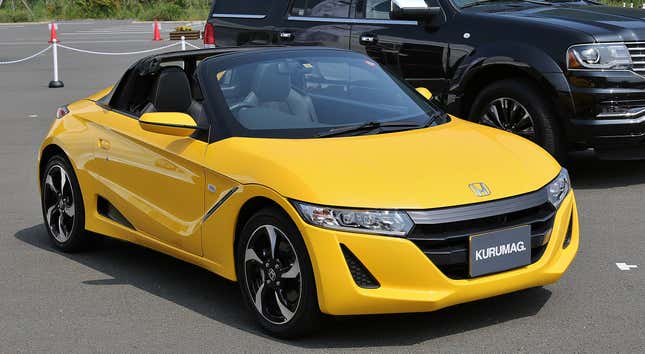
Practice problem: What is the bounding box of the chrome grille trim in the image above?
[626,42,645,72]
[406,188,548,225]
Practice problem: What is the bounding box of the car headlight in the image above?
[292,201,414,236]
[547,168,571,209]
[567,43,631,70]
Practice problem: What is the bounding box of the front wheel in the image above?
[236,207,320,338]
[40,155,89,252]
[469,79,567,162]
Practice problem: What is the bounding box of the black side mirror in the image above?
[390,0,441,21]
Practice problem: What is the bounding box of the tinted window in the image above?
[212,0,272,16]
[365,0,391,19]
[290,0,351,18]
[202,50,445,138]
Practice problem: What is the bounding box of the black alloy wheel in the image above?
[41,155,88,252]
[236,207,320,338]
[469,79,566,162]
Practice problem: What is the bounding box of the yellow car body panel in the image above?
[39,97,578,316]
[203,117,560,209]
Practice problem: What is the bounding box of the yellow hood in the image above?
[207,118,561,209]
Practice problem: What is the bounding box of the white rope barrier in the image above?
[0,45,52,65]
[57,42,181,56]
[185,42,201,50]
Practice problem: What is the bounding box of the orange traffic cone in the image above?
[153,19,162,41]
[48,22,59,43]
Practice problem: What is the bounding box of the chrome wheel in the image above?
[43,164,75,243]
[479,97,536,141]
[244,224,302,325]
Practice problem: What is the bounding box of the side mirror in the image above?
[139,112,198,137]
[416,87,433,100]
[390,0,441,21]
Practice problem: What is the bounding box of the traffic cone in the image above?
[48,22,59,43]
[153,19,162,41]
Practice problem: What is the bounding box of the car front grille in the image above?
[406,189,555,280]
[626,42,645,73]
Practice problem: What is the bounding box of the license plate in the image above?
[469,225,531,277]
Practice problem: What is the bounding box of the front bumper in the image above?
[567,70,645,157]
[300,193,579,316]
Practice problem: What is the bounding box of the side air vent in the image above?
[97,196,135,230]
[340,244,380,289]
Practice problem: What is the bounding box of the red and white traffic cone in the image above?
[153,19,162,41]
[48,21,59,43]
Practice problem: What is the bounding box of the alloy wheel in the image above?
[479,97,536,141]
[43,164,75,243]
[244,224,302,325]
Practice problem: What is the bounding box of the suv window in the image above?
[365,0,391,19]
[290,0,351,18]
[212,0,272,16]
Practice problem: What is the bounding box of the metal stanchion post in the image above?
[48,39,64,88]
[181,36,186,51]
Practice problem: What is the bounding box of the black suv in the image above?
[204,0,645,160]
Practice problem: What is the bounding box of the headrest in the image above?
[151,66,192,112]
[253,63,292,102]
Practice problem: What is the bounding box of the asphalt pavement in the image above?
[0,20,643,353]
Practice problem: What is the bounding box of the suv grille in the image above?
[626,42,645,72]
[406,191,556,280]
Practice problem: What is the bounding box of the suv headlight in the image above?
[547,168,571,209]
[567,43,631,70]
[292,202,414,236]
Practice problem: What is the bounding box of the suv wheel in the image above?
[236,207,320,338]
[469,79,566,162]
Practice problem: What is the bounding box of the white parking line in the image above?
[616,262,638,270]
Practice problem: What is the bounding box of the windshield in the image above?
[202,50,446,139]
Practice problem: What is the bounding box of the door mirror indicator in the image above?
[416,87,432,100]
[139,112,198,137]
[390,0,441,21]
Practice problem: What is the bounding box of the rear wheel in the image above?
[40,155,89,252]
[236,207,320,338]
[469,79,567,162]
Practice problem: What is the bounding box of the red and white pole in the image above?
[48,22,64,88]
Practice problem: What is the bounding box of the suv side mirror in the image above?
[139,112,198,137]
[390,0,441,21]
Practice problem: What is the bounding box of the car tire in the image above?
[469,79,567,162]
[235,206,320,338]
[40,155,89,252]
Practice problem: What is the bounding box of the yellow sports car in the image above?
[38,47,578,338]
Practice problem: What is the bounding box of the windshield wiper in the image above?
[316,120,422,138]
[461,0,551,9]
[423,111,447,128]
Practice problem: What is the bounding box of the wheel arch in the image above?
[233,196,287,256]
[39,144,69,185]
[460,64,560,118]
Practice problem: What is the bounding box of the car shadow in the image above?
[16,224,552,348]
[567,151,645,189]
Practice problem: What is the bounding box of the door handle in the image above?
[359,33,377,45]
[279,31,294,41]
[98,138,111,151]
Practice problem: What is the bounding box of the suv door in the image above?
[278,0,353,49]
[208,0,276,46]
[350,0,449,95]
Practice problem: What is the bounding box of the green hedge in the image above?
[0,0,212,22]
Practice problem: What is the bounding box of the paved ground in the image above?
[1,20,644,353]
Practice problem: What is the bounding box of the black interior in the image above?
[108,59,206,127]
